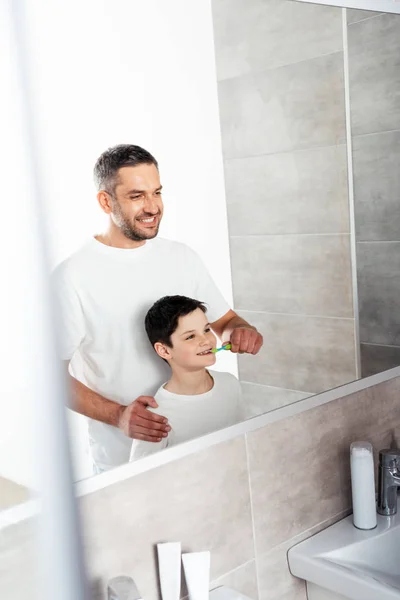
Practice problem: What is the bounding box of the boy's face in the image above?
[156,308,217,369]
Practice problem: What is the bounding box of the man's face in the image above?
[165,309,217,370]
[109,164,163,241]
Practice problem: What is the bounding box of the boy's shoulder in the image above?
[153,382,182,403]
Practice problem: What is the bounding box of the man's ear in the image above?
[154,342,172,361]
[97,190,113,215]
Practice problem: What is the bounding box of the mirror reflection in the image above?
[213,0,400,412]
[2,0,399,506]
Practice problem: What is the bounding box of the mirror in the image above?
[2,0,399,508]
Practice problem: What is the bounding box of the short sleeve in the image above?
[51,263,86,360]
[186,247,231,323]
[129,436,169,462]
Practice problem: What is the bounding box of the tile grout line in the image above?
[210,558,256,588]
[240,461,351,595]
[357,240,400,244]
[353,127,400,139]
[223,142,347,163]
[230,233,351,237]
[217,49,344,85]
[240,380,312,395]
[343,7,361,379]
[234,309,355,321]
[244,434,261,600]
[347,12,384,26]
[361,341,400,350]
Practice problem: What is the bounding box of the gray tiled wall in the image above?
[212,0,357,414]
[348,12,400,376]
[237,310,356,394]
[2,376,399,600]
[212,0,343,79]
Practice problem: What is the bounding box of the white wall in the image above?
[1,0,235,486]
[0,1,42,490]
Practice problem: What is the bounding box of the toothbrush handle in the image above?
[211,343,232,353]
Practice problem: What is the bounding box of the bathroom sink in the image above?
[288,497,400,600]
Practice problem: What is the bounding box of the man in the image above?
[53,144,263,472]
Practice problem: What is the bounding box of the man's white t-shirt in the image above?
[52,237,230,470]
[129,371,243,461]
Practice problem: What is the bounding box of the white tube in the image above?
[350,441,377,530]
[182,551,210,600]
[157,542,182,600]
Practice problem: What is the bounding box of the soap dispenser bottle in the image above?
[350,441,377,530]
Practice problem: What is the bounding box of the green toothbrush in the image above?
[211,343,232,353]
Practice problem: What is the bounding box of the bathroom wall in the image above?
[211,0,357,417]
[347,10,400,376]
[2,375,399,600]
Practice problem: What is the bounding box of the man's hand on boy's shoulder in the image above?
[227,324,263,356]
[118,396,171,442]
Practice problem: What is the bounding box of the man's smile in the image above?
[136,215,159,226]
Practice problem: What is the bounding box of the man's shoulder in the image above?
[155,238,198,260]
[51,240,97,285]
[154,239,209,278]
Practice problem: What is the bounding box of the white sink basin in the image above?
[288,498,400,600]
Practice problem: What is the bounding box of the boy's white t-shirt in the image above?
[52,237,230,470]
[129,371,243,461]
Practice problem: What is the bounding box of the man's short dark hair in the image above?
[93,144,158,194]
[145,295,207,348]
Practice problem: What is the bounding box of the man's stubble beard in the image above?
[112,202,161,242]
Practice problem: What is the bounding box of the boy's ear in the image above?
[154,342,172,361]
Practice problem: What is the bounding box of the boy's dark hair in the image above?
[93,144,158,194]
[145,295,207,348]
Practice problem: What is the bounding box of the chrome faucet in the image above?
[377,449,400,516]
[108,576,142,600]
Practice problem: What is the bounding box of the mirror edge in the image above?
[1,364,399,530]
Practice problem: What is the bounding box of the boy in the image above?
[129,295,243,461]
